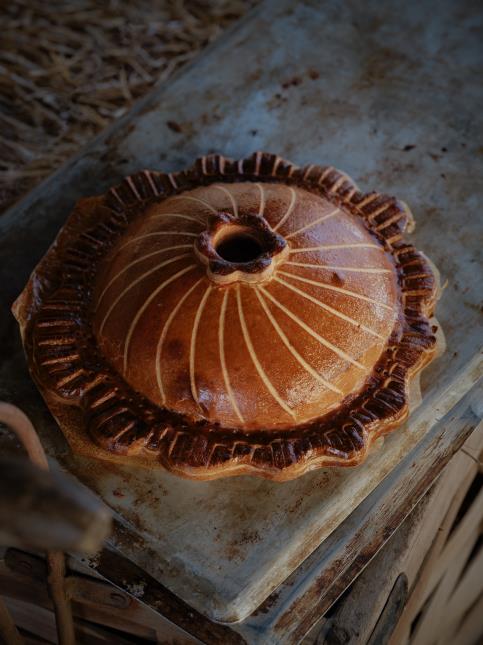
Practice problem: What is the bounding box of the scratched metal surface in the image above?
[0,0,482,627]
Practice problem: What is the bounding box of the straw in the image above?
[0,0,256,213]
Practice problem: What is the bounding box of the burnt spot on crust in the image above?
[164,338,185,360]
[18,152,439,480]
[331,271,345,287]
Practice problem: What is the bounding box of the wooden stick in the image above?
[0,403,77,644]
[47,551,75,645]
[0,403,48,470]
[0,594,23,645]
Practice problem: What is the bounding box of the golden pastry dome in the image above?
[92,181,398,430]
[13,152,439,480]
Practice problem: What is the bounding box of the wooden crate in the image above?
[315,422,483,645]
[392,424,483,645]
[0,549,197,643]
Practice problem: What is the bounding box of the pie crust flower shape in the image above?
[13,152,442,481]
[195,211,289,285]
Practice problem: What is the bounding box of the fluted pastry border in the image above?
[13,152,439,481]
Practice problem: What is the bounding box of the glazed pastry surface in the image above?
[13,153,440,480]
[93,183,399,430]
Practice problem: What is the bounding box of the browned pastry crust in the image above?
[13,152,440,481]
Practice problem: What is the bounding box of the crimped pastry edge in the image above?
[12,151,442,481]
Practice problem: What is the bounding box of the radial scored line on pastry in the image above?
[156,277,204,404]
[99,253,191,335]
[278,270,393,311]
[256,182,265,216]
[117,231,197,253]
[170,194,218,215]
[259,286,365,369]
[290,242,381,254]
[212,184,238,216]
[328,175,347,194]
[96,244,193,309]
[285,208,340,240]
[356,193,379,209]
[123,264,196,373]
[57,369,85,388]
[236,285,297,419]
[274,277,384,339]
[147,212,205,225]
[302,164,314,180]
[38,336,76,347]
[255,288,343,394]
[189,285,213,406]
[109,187,123,207]
[285,261,391,274]
[125,176,142,199]
[142,170,158,195]
[273,187,297,231]
[219,290,244,424]
[317,166,333,184]
[41,353,79,366]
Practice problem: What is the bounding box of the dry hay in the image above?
[0,0,257,214]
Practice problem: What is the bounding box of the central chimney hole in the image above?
[215,229,264,264]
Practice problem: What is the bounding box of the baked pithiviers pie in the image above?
[13,153,441,480]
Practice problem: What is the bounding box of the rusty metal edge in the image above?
[45,370,479,645]
[72,541,245,644]
[230,371,482,643]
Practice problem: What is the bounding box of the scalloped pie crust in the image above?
[13,152,442,481]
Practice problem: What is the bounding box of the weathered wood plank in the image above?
[392,427,483,642]
[0,554,199,643]
[456,594,483,645]
[443,546,483,640]
[237,379,481,643]
[309,423,483,645]
[411,533,479,645]
[0,595,22,645]
[3,596,141,645]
